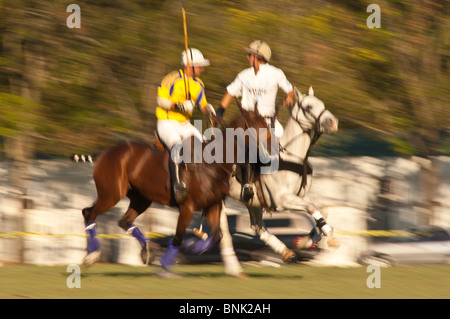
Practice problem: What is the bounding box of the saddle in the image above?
[152,131,171,191]
[152,131,188,205]
[152,131,166,152]
[234,159,313,213]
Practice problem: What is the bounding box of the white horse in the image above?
[218,86,339,277]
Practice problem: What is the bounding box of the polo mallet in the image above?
[181,1,208,240]
[181,1,191,100]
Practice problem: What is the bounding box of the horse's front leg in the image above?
[183,203,223,255]
[82,206,101,256]
[281,194,339,248]
[82,197,118,265]
[159,203,194,270]
[205,203,223,244]
[82,209,101,266]
[219,202,246,278]
[248,206,296,263]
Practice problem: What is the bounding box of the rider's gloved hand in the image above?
[175,100,195,113]
[215,105,226,122]
[206,104,216,116]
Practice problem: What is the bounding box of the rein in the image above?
[279,99,325,194]
[208,107,266,177]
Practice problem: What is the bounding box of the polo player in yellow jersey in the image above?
[156,48,215,204]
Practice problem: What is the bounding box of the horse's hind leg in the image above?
[248,206,296,262]
[281,194,339,248]
[118,189,152,264]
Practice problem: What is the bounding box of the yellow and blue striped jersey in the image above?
[156,69,208,122]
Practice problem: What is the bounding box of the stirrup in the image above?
[241,183,254,202]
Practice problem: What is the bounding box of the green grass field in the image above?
[1,263,449,299]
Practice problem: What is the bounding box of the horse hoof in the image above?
[160,241,180,270]
[235,272,250,280]
[225,269,249,279]
[156,270,181,278]
[282,249,296,263]
[183,237,214,255]
[293,235,313,249]
[327,238,339,248]
[140,245,151,265]
[82,250,101,266]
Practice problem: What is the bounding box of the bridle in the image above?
[280,96,327,193]
[281,96,326,153]
[295,101,326,134]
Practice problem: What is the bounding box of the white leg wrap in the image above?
[312,211,324,220]
[260,230,287,255]
[126,225,136,235]
[312,211,332,236]
[321,224,333,236]
[220,246,243,276]
[85,222,97,231]
[219,207,244,276]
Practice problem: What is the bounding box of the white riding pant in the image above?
[156,119,204,150]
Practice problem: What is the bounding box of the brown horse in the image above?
[82,109,271,270]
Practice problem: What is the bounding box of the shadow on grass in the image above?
[75,266,304,280]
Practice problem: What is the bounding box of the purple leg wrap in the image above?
[127,225,147,247]
[183,237,215,255]
[85,223,100,254]
[160,240,179,270]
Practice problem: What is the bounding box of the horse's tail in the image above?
[71,154,95,163]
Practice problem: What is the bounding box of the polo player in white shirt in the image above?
[217,40,295,201]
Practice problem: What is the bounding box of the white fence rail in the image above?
[1,156,449,265]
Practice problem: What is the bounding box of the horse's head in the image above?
[224,108,274,169]
[292,87,338,134]
[230,108,272,148]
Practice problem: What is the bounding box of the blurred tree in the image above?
[0,1,48,195]
[383,0,449,223]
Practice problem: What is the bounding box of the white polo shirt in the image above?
[226,63,293,117]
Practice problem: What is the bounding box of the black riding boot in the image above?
[241,163,254,202]
[170,158,188,204]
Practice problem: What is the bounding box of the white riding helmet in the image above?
[244,40,271,62]
[181,48,210,67]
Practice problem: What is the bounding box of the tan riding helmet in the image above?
[244,40,271,62]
